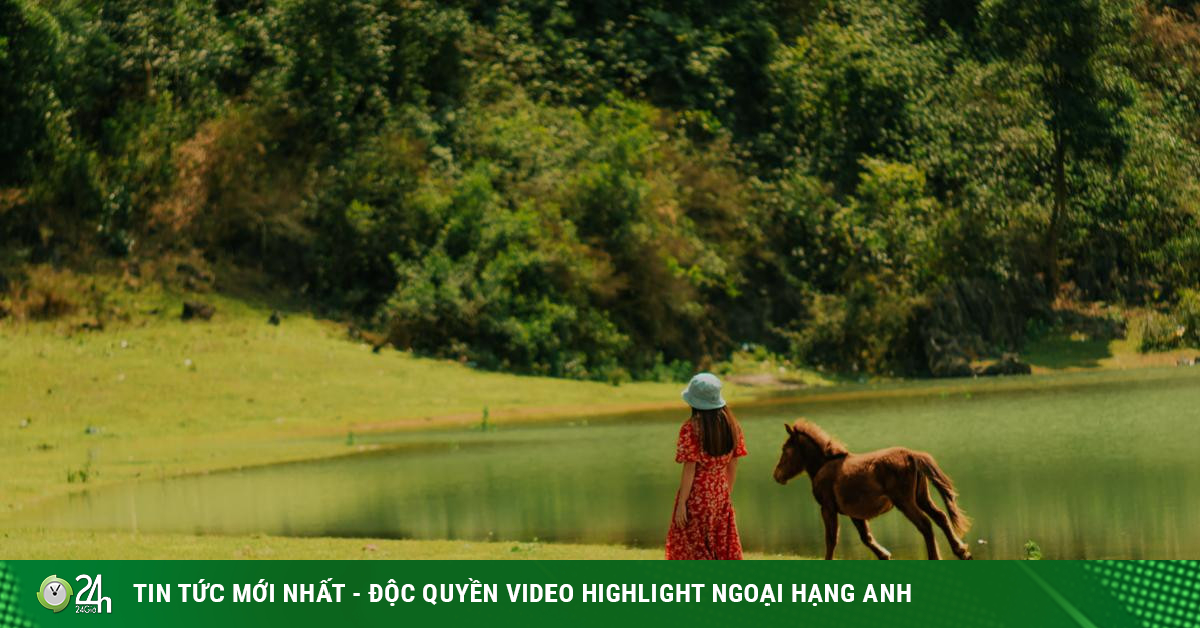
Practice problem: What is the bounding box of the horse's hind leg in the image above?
[896,499,940,559]
[917,483,972,560]
[851,518,891,560]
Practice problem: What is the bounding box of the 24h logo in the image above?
[36,574,111,614]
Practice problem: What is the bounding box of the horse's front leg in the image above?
[821,507,839,560]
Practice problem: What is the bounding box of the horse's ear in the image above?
[784,422,794,434]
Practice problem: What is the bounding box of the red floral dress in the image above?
[665,420,748,560]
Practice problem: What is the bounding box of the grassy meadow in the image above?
[1,268,830,516]
[0,298,702,512]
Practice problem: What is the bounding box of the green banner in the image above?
[3,560,1197,627]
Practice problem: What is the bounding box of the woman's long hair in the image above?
[690,406,741,457]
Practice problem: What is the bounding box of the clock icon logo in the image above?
[37,575,74,612]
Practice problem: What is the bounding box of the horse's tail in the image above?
[913,453,971,536]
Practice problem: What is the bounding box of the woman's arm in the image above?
[727,457,739,492]
[673,462,697,528]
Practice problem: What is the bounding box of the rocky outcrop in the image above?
[925,330,974,378]
[916,277,1045,378]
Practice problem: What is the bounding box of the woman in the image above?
[666,372,747,560]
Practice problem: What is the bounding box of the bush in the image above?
[761,159,945,373]
[1138,290,1200,352]
[0,266,77,321]
[1138,311,1182,352]
[1176,289,1200,347]
[377,94,750,379]
[306,127,432,314]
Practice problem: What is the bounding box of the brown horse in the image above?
[773,420,972,560]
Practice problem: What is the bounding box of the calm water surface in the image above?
[13,368,1200,558]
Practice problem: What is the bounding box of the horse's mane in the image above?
[789,419,850,458]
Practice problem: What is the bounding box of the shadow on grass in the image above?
[1021,304,1127,370]
[1023,334,1114,369]
[207,262,313,317]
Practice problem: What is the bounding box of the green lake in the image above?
[12,368,1200,559]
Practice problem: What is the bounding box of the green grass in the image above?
[0,529,806,560]
[0,281,780,515]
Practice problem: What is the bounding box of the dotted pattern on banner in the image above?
[1086,560,1200,628]
[0,563,35,628]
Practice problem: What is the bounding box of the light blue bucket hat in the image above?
[682,372,726,410]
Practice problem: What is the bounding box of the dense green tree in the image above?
[0,1,62,186]
[982,0,1135,292]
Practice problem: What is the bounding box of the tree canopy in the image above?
[2,0,1199,378]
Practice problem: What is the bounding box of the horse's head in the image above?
[773,420,848,485]
[773,423,807,484]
